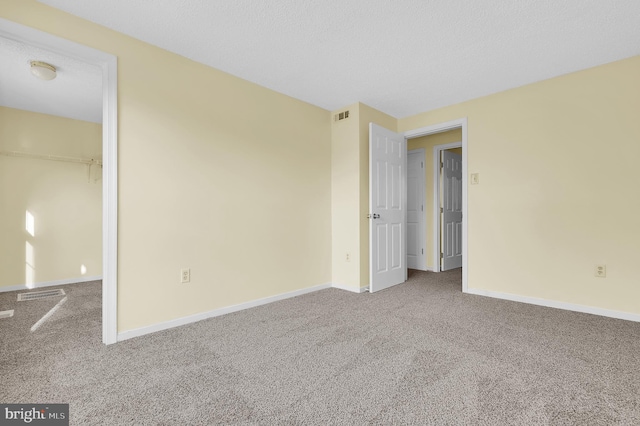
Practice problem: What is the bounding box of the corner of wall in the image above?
[330,103,361,289]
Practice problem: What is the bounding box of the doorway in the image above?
[368,118,468,293]
[407,139,463,273]
[404,118,468,292]
[0,18,119,344]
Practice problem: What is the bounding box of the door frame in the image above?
[0,19,119,344]
[404,118,468,292]
[434,142,462,272]
[407,148,427,271]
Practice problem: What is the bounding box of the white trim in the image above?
[0,19,119,345]
[403,118,468,293]
[408,148,427,271]
[332,283,368,293]
[0,276,102,293]
[118,283,332,341]
[433,141,462,274]
[466,288,640,323]
[102,44,118,346]
[403,133,408,283]
[404,118,466,139]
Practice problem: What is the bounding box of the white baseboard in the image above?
[465,288,640,323]
[0,276,102,293]
[332,283,368,293]
[118,282,332,342]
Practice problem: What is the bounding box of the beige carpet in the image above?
[1,270,640,425]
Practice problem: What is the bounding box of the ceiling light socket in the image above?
[30,60,57,80]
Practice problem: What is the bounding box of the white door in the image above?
[442,150,462,270]
[407,150,426,271]
[369,123,407,292]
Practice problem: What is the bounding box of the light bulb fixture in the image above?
[30,60,57,81]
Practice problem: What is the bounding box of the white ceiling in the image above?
[32,1,640,118]
[0,36,102,123]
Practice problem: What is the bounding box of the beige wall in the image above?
[408,129,462,269]
[0,106,102,158]
[400,55,640,315]
[331,103,360,288]
[2,1,332,332]
[0,107,102,288]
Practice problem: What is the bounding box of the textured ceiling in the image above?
[39,0,640,118]
[0,36,102,123]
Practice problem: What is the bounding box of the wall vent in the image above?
[334,110,350,121]
[17,289,65,301]
[0,310,14,319]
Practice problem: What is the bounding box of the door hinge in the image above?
[440,253,444,259]
[421,162,424,168]
[421,205,423,212]
[440,207,443,213]
[422,248,424,254]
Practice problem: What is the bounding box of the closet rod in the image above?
[0,150,102,166]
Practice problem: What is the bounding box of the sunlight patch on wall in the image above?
[25,210,35,237]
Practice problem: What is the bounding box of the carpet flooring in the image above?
[1,270,640,425]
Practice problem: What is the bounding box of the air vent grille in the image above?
[17,289,65,301]
[334,110,350,121]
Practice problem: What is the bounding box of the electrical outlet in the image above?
[346,253,350,262]
[181,268,190,283]
[594,264,606,278]
[471,173,479,185]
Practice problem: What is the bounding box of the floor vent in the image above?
[0,310,14,319]
[17,289,65,301]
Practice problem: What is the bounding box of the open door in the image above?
[441,150,463,270]
[369,123,407,292]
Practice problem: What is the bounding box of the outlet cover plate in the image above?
[595,265,606,278]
